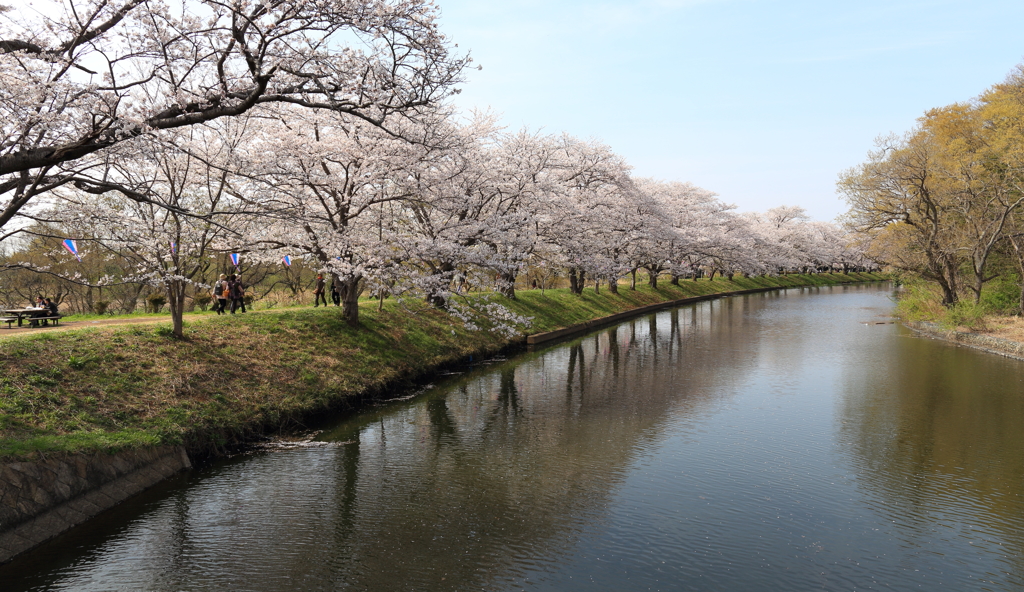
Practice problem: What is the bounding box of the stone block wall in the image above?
[0,446,191,564]
[907,321,1024,361]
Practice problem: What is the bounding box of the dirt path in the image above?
[0,308,301,339]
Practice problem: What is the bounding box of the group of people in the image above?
[28,296,59,327]
[212,274,247,314]
[209,273,340,315]
[313,274,341,307]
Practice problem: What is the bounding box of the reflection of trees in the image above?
[839,330,1024,586]
[565,343,585,402]
[5,293,799,592]
[286,296,780,590]
[338,435,359,531]
[428,397,459,444]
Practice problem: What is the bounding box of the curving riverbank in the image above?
[0,272,884,565]
[0,272,884,463]
[905,321,1024,361]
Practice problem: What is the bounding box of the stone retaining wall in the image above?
[0,446,191,564]
[906,321,1024,361]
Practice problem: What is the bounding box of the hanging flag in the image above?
[62,239,81,262]
[230,253,240,267]
[170,241,177,254]
[282,255,292,267]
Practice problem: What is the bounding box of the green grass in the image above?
[892,273,1022,330]
[0,272,884,460]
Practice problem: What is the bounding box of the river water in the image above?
[4,283,1024,591]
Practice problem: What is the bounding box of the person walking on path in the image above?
[213,274,229,315]
[229,274,247,314]
[314,273,327,307]
[330,278,341,307]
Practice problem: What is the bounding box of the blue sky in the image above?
[437,0,1024,220]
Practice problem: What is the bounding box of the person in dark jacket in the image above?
[331,278,341,307]
[40,298,59,326]
[314,273,327,307]
[230,275,247,314]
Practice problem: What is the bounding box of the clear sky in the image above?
[436,0,1024,221]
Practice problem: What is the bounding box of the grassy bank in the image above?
[0,272,884,460]
[893,273,1023,330]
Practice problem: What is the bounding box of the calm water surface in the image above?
[4,284,1024,591]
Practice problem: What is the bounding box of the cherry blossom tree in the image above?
[0,0,467,246]
[536,135,636,294]
[51,121,251,337]
[238,106,440,326]
[394,123,556,302]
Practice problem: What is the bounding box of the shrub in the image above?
[979,273,1021,315]
[943,300,989,331]
[892,278,944,322]
[146,293,167,313]
[193,293,213,312]
[92,301,110,315]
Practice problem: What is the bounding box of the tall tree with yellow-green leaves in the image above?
[840,63,1024,309]
[981,65,1024,312]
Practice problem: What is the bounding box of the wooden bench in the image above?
[26,315,62,327]
[0,317,16,329]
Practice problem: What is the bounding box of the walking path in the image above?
[0,308,293,338]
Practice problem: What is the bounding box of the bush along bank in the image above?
[0,272,885,461]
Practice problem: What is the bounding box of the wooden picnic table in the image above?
[1,307,49,328]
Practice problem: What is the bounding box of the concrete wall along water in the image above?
[0,446,191,564]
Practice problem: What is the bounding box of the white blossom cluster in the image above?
[0,1,872,337]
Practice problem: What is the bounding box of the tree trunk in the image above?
[670,275,680,286]
[425,262,456,308]
[338,275,362,326]
[938,256,959,307]
[497,271,517,299]
[647,269,658,289]
[608,278,618,294]
[708,268,718,281]
[630,268,637,290]
[594,278,600,294]
[166,279,187,339]
[938,281,957,307]
[1010,237,1024,315]
[568,268,585,295]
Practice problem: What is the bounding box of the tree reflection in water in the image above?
[7,285,1024,591]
